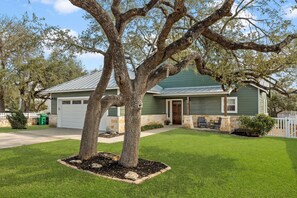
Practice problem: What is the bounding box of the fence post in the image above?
[286,118,290,138]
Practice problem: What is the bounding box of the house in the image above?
[43,69,268,132]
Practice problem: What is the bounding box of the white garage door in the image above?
[58,98,107,131]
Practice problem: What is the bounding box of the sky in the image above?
[0,0,296,71]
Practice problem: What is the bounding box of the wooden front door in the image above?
[172,101,182,125]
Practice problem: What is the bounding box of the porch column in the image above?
[224,95,227,116]
[186,97,190,115]
[220,116,231,133]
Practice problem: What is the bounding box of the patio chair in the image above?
[213,117,222,129]
[197,117,208,128]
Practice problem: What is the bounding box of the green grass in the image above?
[0,129,297,197]
[0,125,49,133]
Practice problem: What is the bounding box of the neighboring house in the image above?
[43,69,268,132]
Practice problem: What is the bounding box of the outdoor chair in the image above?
[213,117,222,129]
[197,117,208,128]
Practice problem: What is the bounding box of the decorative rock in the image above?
[69,160,82,164]
[112,156,120,161]
[91,163,103,169]
[124,171,139,181]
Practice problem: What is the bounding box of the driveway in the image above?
[0,128,82,149]
[0,126,177,149]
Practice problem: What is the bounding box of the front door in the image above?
[172,101,182,125]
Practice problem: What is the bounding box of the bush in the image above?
[239,114,275,136]
[164,119,171,125]
[7,110,28,129]
[141,123,163,131]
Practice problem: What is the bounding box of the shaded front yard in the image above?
[0,129,297,197]
[0,125,49,133]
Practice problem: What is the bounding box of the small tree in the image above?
[7,110,28,129]
[240,114,276,136]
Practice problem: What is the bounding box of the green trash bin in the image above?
[39,114,48,125]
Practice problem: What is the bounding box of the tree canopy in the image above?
[49,0,297,167]
[0,14,86,112]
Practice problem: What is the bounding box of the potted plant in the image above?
[164,119,171,125]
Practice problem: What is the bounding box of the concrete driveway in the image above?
[0,128,82,149]
[0,126,176,149]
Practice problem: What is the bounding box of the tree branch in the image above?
[137,0,235,77]
[202,28,297,53]
[156,0,187,51]
[100,94,124,118]
[69,0,119,43]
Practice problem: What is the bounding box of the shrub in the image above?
[239,114,275,136]
[164,119,171,125]
[7,110,28,129]
[141,123,163,131]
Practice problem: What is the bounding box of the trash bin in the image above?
[39,114,48,125]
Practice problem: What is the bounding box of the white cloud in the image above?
[54,0,79,14]
[284,6,297,19]
[34,0,79,14]
[78,53,104,71]
[62,28,78,37]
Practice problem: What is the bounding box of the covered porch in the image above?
[154,86,236,133]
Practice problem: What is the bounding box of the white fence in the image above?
[0,112,39,119]
[269,117,297,138]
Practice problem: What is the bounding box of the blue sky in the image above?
[0,0,296,71]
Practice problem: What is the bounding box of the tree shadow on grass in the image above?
[284,138,297,175]
[157,128,226,137]
[118,146,239,197]
[0,140,84,188]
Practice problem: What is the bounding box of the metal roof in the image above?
[43,71,163,94]
[155,86,231,97]
[44,70,233,96]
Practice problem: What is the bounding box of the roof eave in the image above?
[154,91,230,97]
[42,87,118,94]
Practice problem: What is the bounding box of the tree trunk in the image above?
[0,85,5,112]
[79,96,102,160]
[120,95,143,167]
[79,48,113,160]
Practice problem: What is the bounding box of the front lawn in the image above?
[0,129,296,197]
[0,125,49,133]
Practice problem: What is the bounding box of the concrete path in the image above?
[0,126,177,149]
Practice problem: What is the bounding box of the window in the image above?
[221,97,238,113]
[72,100,82,104]
[62,101,71,105]
[83,100,88,104]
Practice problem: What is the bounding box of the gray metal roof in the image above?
[44,70,232,96]
[43,71,163,94]
[156,86,231,97]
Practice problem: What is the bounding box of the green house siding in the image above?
[190,97,221,115]
[189,85,259,116]
[108,107,117,116]
[158,69,219,88]
[51,89,117,115]
[231,86,259,115]
[142,94,166,115]
[119,94,165,116]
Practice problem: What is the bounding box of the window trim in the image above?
[221,97,238,114]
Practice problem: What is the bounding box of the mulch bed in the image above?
[60,152,170,184]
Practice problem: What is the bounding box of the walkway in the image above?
[0,126,177,149]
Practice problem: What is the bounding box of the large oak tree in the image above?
[0,15,44,112]
[60,0,297,167]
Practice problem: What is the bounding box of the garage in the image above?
[57,97,107,131]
